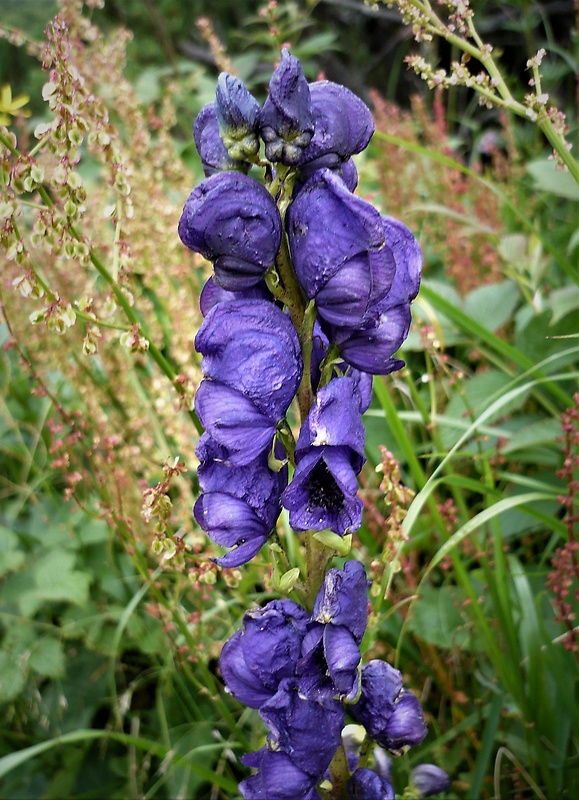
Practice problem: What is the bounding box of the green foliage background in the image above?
[0,0,577,798]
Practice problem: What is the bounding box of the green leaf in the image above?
[527,159,579,200]
[28,637,65,678]
[406,585,472,649]
[18,551,91,616]
[0,650,26,703]
[502,418,561,454]
[463,281,520,332]
[0,526,25,577]
[548,285,579,326]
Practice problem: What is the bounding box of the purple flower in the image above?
[219,599,309,709]
[178,172,281,291]
[194,300,302,464]
[328,214,423,374]
[312,560,369,643]
[198,276,271,317]
[346,767,395,800]
[287,169,396,328]
[193,103,248,176]
[260,678,344,778]
[194,434,286,566]
[298,561,368,702]
[411,764,452,798]
[310,323,373,412]
[195,381,283,466]
[240,748,320,800]
[351,660,427,753]
[196,299,302,419]
[299,80,374,175]
[259,49,314,166]
[330,300,411,376]
[215,73,260,161]
[282,377,365,534]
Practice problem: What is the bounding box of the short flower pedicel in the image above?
[179,50,450,799]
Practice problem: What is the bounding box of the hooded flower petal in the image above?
[282,446,363,534]
[196,433,285,528]
[193,103,248,176]
[198,276,271,317]
[411,764,452,798]
[215,73,260,161]
[309,324,373,412]
[240,748,320,800]
[313,246,396,328]
[287,169,385,300]
[331,302,412,376]
[195,299,302,419]
[322,624,362,701]
[260,678,344,777]
[381,215,423,304]
[298,80,374,174]
[178,172,281,290]
[350,660,402,735]
[259,49,314,166]
[351,660,427,752]
[295,377,366,471]
[194,381,277,466]
[381,691,428,753]
[219,630,276,708]
[346,767,395,800]
[194,434,285,563]
[313,560,369,643]
[194,493,270,548]
[219,599,309,708]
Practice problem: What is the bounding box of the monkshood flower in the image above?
[219,599,310,709]
[351,660,427,753]
[287,169,396,329]
[194,434,286,567]
[298,79,374,177]
[282,376,365,534]
[310,322,373,413]
[193,103,249,176]
[178,172,281,291]
[298,560,368,702]
[410,764,452,798]
[260,677,344,778]
[259,48,315,166]
[194,300,302,464]
[346,767,395,800]
[214,73,260,161]
[240,748,321,800]
[327,214,423,375]
[198,276,271,317]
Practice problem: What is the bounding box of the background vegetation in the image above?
[0,0,577,798]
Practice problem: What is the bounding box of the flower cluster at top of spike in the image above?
[178,50,450,799]
[180,49,422,568]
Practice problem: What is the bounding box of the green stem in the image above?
[397,1,579,181]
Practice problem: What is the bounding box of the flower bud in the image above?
[193,103,250,176]
[179,172,282,291]
[346,767,395,800]
[215,73,260,161]
[298,80,374,176]
[411,764,452,798]
[259,49,314,166]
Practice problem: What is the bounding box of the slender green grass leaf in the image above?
[0,730,240,792]
[419,491,555,577]
[470,693,504,800]
[403,372,578,536]
[419,285,575,407]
